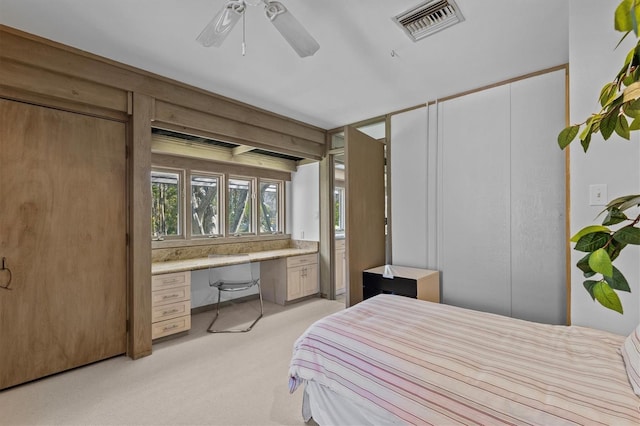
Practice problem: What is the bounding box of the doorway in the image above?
[326,121,387,307]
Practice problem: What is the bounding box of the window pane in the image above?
[259,181,279,233]
[228,177,252,234]
[151,171,180,238]
[191,175,220,236]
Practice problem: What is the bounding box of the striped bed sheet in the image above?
[289,294,640,425]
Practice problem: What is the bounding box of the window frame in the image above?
[258,178,284,235]
[189,171,224,239]
[151,167,185,241]
[226,174,257,237]
[151,159,290,247]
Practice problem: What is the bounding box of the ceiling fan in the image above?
[196,0,320,57]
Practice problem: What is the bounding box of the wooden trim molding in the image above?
[0,25,326,160]
[129,93,153,359]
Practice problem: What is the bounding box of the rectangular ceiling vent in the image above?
[393,0,464,42]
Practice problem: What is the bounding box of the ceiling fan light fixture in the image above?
[196,0,245,47]
[264,1,319,57]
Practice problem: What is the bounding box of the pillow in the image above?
[620,323,640,396]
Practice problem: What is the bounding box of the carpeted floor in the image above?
[0,297,344,425]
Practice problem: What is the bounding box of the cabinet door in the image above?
[286,266,303,301]
[303,264,319,296]
[0,99,127,389]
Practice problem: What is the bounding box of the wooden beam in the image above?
[232,145,255,156]
[154,101,324,160]
[152,135,297,173]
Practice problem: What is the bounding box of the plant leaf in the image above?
[580,132,592,152]
[619,194,640,210]
[600,112,618,140]
[613,225,640,244]
[558,125,579,149]
[615,0,640,34]
[623,98,640,117]
[629,116,640,129]
[583,280,598,300]
[602,207,628,225]
[615,114,631,139]
[606,193,640,208]
[589,248,614,277]
[576,253,593,275]
[574,232,611,252]
[571,225,612,242]
[593,281,624,314]
[607,238,628,262]
[604,266,631,292]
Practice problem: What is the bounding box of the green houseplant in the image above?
[558,0,640,314]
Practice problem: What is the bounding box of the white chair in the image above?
[207,254,263,333]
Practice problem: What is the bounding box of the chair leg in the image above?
[207,282,263,333]
[206,287,223,333]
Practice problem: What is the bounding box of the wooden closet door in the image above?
[0,99,127,389]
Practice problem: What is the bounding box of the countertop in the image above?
[152,247,318,275]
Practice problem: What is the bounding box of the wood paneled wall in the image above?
[0,25,327,359]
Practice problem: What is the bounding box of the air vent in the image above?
[393,0,464,42]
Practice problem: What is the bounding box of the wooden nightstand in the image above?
[363,265,440,303]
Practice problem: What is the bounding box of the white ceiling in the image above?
[0,0,569,130]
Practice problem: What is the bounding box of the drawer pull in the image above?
[162,293,180,300]
[162,308,180,315]
[163,324,180,331]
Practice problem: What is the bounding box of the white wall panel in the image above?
[390,107,429,268]
[439,85,512,316]
[510,70,567,324]
[291,162,320,241]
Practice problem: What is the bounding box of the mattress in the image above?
[289,294,640,425]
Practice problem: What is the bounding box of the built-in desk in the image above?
[151,248,318,275]
[151,248,319,339]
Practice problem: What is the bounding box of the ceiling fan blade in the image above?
[196,1,245,47]
[264,1,319,57]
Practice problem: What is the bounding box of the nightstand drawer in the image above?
[152,315,191,339]
[152,300,191,322]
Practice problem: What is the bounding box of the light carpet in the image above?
[0,297,344,425]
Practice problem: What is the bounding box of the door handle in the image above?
[0,257,12,291]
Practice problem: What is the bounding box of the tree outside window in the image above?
[191,174,220,237]
[228,177,253,234]
[260,180,280,233]
[151,170,180,238]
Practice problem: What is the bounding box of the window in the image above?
[151,167,286,242]
[151,170,181,239]
[228,177,254,235]
[334,186,345,234]
[259,180,281,234]
[191,174,221,237]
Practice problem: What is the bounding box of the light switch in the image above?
[589,184,608,206]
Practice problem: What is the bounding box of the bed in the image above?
[289,294,640,425]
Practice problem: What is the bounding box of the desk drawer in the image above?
[152,315,191,339]
[286,253,317,268]
[152,285,189,306]
[152,300,191,322]
[152,271,190,291]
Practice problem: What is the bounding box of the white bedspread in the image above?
[289,294,640,425]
